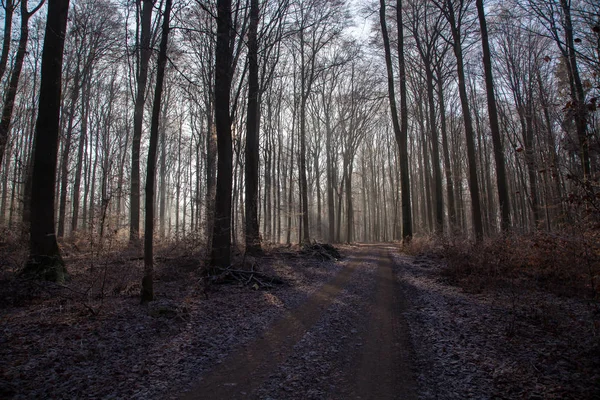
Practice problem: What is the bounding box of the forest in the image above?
[0,0,599,398]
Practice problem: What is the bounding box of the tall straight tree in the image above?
[396,0,413,242]
[380,0,412,242]
[130,0,155,243]
[411,1,445,233]
[476,0,511,231]
[435,0,484,239]
[245,0,261,254]
[211,0,234,268]
[379,0,402,238]
[23,0,70,281]
[141,0,172,304]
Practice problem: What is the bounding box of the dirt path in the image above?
[181,244,416,399]
[351,245,416,400]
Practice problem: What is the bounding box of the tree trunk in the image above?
[436,66,456,230]
[325,115,335,243]
[245,0,261,254]
[210,0,234,268]
[205,112,217,248]
[560,0,590,177]
[524,98,541,228]
[130,0,155,243]
[299,97,310,244]
[396,0,413,241]
[24,0,70,282]
[446,0,484,240]
[71,79,91,235]
[346,162,354,243]
[417,100,433,232]
[58,63,83,238]
[476,0,511,231]
[425,64,444,233]
[141,0,172,304]
[286,113,294,245]
[159,91,170,239]
[379,0,412,242]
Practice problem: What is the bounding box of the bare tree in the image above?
[0,0,15,81]
[291,0,345,244]
[410,0,445,233]
[211,0,234,267]
[23,0,70,281]
[379,0,413,242]
[433,0,484,239]
[0,0,45,172]
[245,0,261,254]
[130,0,155,243]
[141,0,172,303]
[476,0,511,231]
[525,0,591,177]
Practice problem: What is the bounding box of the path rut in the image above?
[181,244,416,399]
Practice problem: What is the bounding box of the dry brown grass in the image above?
[407,228,600,299]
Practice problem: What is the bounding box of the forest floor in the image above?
[0,242,598,399]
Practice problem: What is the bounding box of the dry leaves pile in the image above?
[394,252,600,399]
[0,247,342,399]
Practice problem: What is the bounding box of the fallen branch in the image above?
[300,242,342,261]
[207,265,285,290]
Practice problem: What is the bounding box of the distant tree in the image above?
[23,0,70,282]
[58,0,119,238]
[526,0,591,177]
[338,60,381,243]
[292,0,345,244]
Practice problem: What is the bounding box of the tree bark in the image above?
[57,63,83,238]
[379,0,412,242]
[210,0,234,268]
[245,0,261,254]
[159,91,170,239]
[446,0,484,240]
[422,63,444,233]
[130,0,155,243]
[141,0,172,304]
[24,0,70,282]
[436,65,456,230]
[71,79,91,235]
[560,0,590,177]
[299,81,310,243]
[396,0,413,241]
[476,0,511,231]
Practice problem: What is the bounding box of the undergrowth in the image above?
[407,229,600,300]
